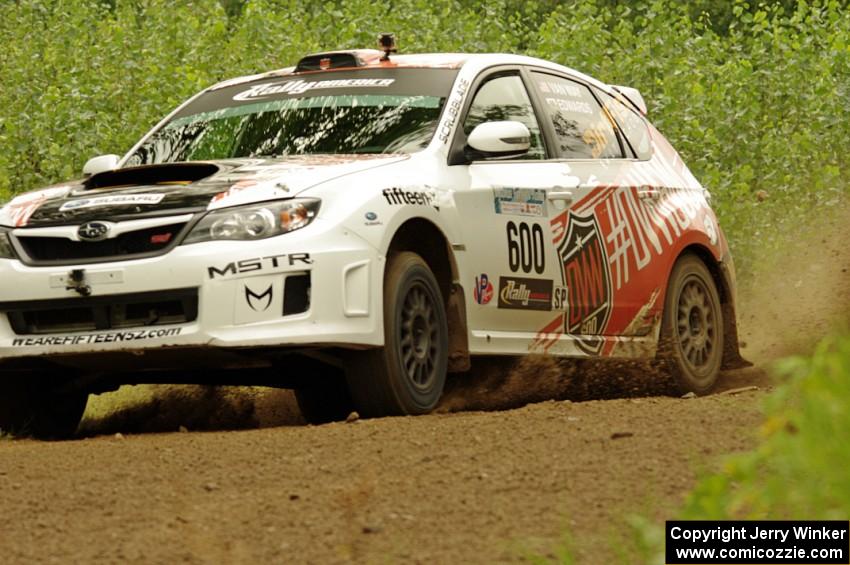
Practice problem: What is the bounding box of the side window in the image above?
[462,74,546,160]
[530,72,623,159]
[596,89,653,160]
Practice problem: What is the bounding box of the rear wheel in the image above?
[0,378,88,440]
[660,254,724,395]
[346,252,448,417]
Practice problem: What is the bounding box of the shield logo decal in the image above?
[558,211,612,354]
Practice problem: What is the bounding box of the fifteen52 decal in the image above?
[382,187,438,209]
[13,328,182,347]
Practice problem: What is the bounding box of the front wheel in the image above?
[660,254,724,395]
[346,252,448,417]
[0,378,88,439]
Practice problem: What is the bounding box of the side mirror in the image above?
[466,121,531,159]
[82,154,120,177]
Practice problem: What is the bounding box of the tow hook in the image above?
[66,269,92,297]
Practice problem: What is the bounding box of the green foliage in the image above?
[617,332,850,564]
[683,333,850,519]
[0,0,847,267]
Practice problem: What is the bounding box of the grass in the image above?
[524,331,850,563]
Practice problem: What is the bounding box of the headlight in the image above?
[0,230,15,259]
[183,199,320,244]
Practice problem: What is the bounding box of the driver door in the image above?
[451,70,571,342]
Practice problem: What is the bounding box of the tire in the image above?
[346,252,448,417]
[660,254,724,395]
[0,379,88,440]
[294,378,354,424]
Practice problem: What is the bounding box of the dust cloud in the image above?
[80,205,849,434]
[80,385,303,436]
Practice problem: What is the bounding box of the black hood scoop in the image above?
[85,162,221,190]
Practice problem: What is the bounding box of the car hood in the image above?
[1,154,409,228]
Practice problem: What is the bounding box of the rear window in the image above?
[530,71,623,159]
[127,68,458,165]
[596,89,653,160]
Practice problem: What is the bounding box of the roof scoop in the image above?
[84,162,221,190]
[293,33,398,72]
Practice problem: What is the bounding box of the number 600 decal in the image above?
[507,221,545,274]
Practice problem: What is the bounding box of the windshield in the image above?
[126,68,458,165]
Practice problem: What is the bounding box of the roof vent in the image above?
[295,52,365,73]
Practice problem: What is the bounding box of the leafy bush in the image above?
[1,0,847,267]
[682,333,850,520]
[611,332,850,563]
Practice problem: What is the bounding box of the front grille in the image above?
[0,288,198,335]
[15,223,188,264]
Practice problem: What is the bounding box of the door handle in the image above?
[637,186,661,201]
[548,189,575,203]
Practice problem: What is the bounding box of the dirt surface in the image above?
[1,391,763,564]
[1,206,848,564]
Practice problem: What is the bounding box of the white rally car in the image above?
[0,41,748,437]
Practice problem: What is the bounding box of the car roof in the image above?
[209,51,610,95]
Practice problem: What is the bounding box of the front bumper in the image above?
[0,221,384,364]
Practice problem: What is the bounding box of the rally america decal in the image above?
[234,78,396,101]
[498,276,552,311]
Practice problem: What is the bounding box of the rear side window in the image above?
[597,89,653,160]
[530,72,622,159]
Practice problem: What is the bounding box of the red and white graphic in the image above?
[473,273,493,305]
[533,131,724,357]
[0,185,71,227]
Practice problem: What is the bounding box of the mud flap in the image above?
[446,283,471,373]
[719,259,753,370]
[721,301,752,369]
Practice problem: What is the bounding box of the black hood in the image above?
[3,154,407,228]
